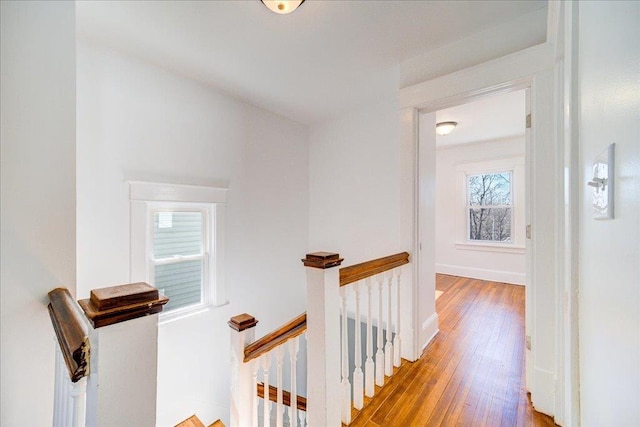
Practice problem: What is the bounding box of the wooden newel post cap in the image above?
[78,282,169,328]
[301,252,344,269]
[228,313,259,331]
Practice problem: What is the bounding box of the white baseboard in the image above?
[436,263,526,285]
[420,312,439,352]
[531,367,555,418]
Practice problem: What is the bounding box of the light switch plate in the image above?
[590,143,615,220]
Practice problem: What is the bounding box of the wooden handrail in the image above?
[339,251,410,287]
[47,288,90,382]
[257,382,307,412]
[243,313,307,363]
[241,252,409,360]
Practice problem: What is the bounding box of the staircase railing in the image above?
[337,252,409,424]
[229,313,308,427]
[229,251,410,427]
[48,283,169,427]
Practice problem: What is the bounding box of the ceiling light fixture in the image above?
[435,121,457,136]
[261,0,305,15]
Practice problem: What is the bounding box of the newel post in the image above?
[302,252,344,427]
[78,283,168,427]
[228,313,259,427]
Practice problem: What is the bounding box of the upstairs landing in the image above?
[348,274,557,427]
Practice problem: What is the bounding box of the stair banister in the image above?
[301,252,344,427]
[79,282,168,427]
[336,251,410,424]
[48,282,168,427]
[228,251,410,426]
[228,313,260,427]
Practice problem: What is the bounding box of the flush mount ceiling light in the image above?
[261,0,305,14]
[435,121,458,136]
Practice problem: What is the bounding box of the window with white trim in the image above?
[466,171,513,243]
[130,182,227,321]
[454,157,525,253]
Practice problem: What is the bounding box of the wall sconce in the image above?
[436,121,457,136]
[261,0,305,14]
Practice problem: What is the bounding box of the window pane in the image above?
[468,172,511,206]
[153,211,202,258]
[468,207,512,242]
[154,259,203,311]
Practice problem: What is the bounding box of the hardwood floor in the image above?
[349,274,557,427]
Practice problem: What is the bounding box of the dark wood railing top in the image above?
[257,382,307,412]
[339,251,410,287]
[47,288,90,382]
[244,313,307,363]
[301,252,344,269]
[78,282,169,328]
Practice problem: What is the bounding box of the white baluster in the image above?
[275,346,284,427]
[65,378,73,427]
[353,282,364,410]
[375,275,385,386]
[340,287,352,424]
[262,354,271,427]
[394,268,402,368]
[365,278,375,397]
[289,336,299,427]
[384,272,394,377]
[53,344,64,427]
[70,377,87,427]
[252,360,259,427]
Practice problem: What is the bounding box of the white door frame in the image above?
[398,40,570,421]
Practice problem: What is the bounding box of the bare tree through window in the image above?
[467,171,512,242]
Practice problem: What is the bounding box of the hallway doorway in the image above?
[401,44,565,419]
[416,87,533,395]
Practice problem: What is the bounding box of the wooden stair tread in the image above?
[175,415,205,427]
[174,415,225,427]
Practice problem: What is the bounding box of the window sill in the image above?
[158,301,228,325]
[455,241,525,254]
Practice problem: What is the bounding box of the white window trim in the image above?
[455,157,525,253]
[129,182,227,323]
[455,241,526,254]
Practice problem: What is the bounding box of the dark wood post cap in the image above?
[78,282,169,328]
[228,313,259,331]
[301,252,344,269]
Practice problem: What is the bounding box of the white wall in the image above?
[76,40,309,426]
[0,2,77,426]
[308,100,425,360]
[435,137,526,285]
[578,1,640,425]
[401,7,547,88]
[309,101,402,263]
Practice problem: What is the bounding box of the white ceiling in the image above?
[435,89,526,147]
[76,0,547,124]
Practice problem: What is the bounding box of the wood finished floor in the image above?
[349,274,557,427]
